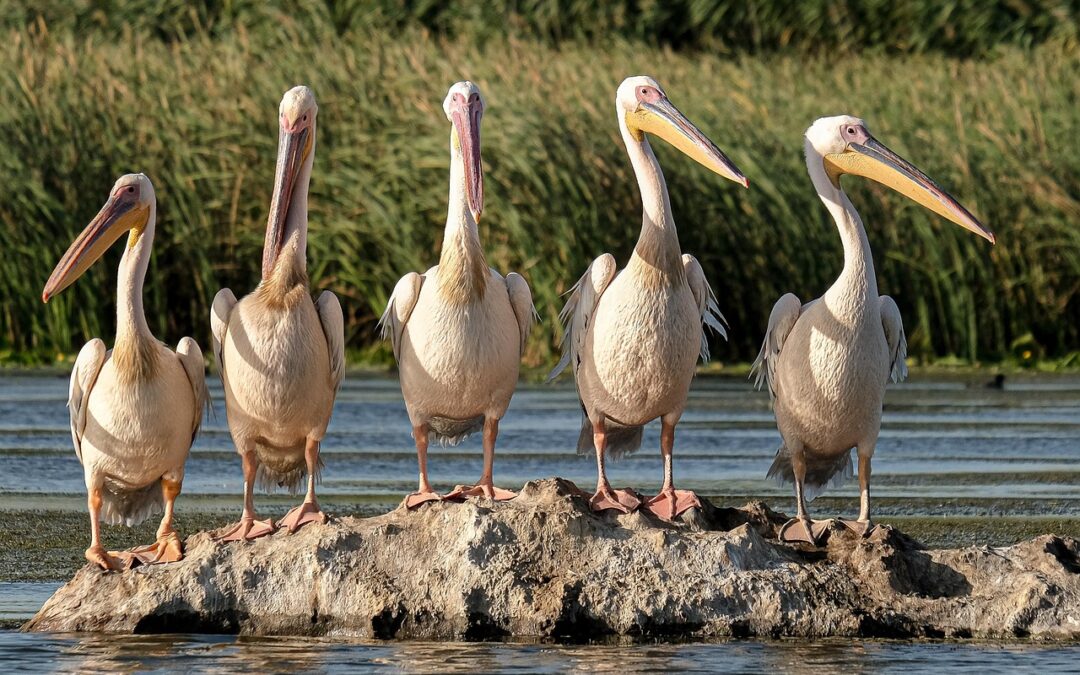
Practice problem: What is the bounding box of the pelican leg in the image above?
[118,478,185,567]
[840,449,876,537]
[404,424,441,508]
[644,419,701,520]
[218,448,276,541]
[589,417,641,513]
[85,485,120,571]
[279,437,328,533]
[778,443,830,545]
[445,418,517,501]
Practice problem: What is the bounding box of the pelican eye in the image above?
[126,186,135,193]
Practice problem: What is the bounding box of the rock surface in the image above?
[24,478,1080,639]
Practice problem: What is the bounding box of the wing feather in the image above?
[316,291,346,393]
[68,339,107,465]
[504,272,537,356]
[547,254,617,382]
[682,254,728,362]
[210,288,237,375]
[176,337,210,442]
[880,295,909,383]
[378,272,424,360]
[751,293,804,400]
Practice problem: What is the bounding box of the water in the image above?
[1,633,1079,673]
[1,371,1078,670]
[2,373,1078,502]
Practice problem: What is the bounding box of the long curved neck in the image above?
[113,202,157,381]
[620,116,684,285]
[437,129,487,304]
[807,145,878,320]
[262,130,314,302]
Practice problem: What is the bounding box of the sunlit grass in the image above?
[1,18,1077,367]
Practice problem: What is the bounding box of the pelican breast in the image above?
[221,290,333,445]
[774,300,890,455]
[80,347,195,488]
[577,272,700,426]
[399,267,520,421]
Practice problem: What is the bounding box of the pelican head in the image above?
[443,81,485,221]
[263,85,318,280]
[617,76,748,188]
[806,115,994,244]
[42,173,155,303]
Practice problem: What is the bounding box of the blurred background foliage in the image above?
[1,0,1077,368]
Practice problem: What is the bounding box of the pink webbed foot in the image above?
[589,487,641,513]
[643,488,702,521]
[444,484,517,502]
[113,531,184,569]
[403,490,443,509]
[216,516,276,542]
[777,518,832,545]
[85,545,122,571]
[839,518,876,538]
[278,501,328,533]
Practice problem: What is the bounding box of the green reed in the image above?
[1,16,1077,367]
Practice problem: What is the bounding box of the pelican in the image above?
[380,81,535,508]
[549,76,747,518]
[211,86,344,540]
[752,116,994,544]
[41,173,208,570]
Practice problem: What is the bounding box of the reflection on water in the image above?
[1,373,1079,670]
[0,632,1077,673]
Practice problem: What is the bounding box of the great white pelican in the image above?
[211,86,345,540]
[549,76,746,519]
[752,116,994,544]
[380,81,536,508]
[42,173,208,570]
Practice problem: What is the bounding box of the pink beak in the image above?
[450,94,484,219]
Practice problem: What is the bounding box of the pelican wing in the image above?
[547,253,617,382]
[505,272,538,355]
[316,291,345,393]
[176,337,210,442]
[69,339,107,464]
[879,295,909,383]
[379,271,425,360]
[751,293,805,400]
[682,254,728,361]
[210,288,237,374]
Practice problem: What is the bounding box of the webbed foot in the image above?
[643,488,702,521]
[444,484,517,501]
[777,517,832,545]
[216,516,276,542]
[839,518,876,537]
[278,501,327,533]
[589,487,641,513]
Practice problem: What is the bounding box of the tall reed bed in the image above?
[3,0,1076,55]
[1,21,1077,365]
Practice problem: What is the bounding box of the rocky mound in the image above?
[24,478,1080,640]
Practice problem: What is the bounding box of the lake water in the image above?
[1,371,1078,670]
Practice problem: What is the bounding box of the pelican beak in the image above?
[450,96,484,220]
[263,120,312,279]
[42,189,148,303]
[626,98,748,188]
[825,136,995,244]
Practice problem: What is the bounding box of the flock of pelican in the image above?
[41,76,993,569]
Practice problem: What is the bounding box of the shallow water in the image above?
[2,373,1079,502]
[1,371,1078,669]
[2,632,1080,673]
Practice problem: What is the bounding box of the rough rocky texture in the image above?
[24,478,1080,640]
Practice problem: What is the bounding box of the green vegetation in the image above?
[1,1,1077,367]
